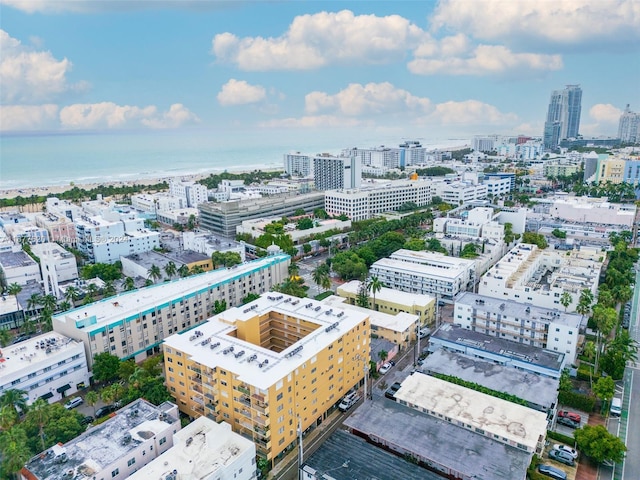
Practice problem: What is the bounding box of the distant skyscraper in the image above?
[543,84,582,150]
[313,154,361,190]
[618,105,640,144]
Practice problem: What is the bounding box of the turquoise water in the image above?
[0,128,466,189]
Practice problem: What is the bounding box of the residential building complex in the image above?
[34,212,77,246]
[543,162,581,179]
[162,293,370,467]
[324,180,432,221]
[549,196,636,227]
[313,155,361,191]
[345,141,427,169]
[284,152,313,177]
[52,255,290,366]
[543,84,582,150]
[128,417,256,480]
[454,292,582,363]
[21,399,181,480]
[431,180,488,205]
[478,244,602,312]
[369,249,476,302]
[618,104,640,144]
[198,192,325,237]
[169,179,209,208]
[0,295,25,330]
[0,332,90,405]
[0,249,41,286]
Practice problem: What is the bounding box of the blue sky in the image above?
[1,0,639,139]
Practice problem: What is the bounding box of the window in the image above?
[159,437,166,445]
[112,468,120,477]
[127,458,136,467]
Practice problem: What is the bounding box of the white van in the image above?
[610,397,622,417]
[338,392,360,412]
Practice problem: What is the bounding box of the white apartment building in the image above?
[21,399,181,480]
[550,197,636,227]
[0,249,42,286]
[484,176,513,197]
[182,231,245,260]
[31,243,79,284]
[75,213,160,264]
[131,193,186,214]
[472,135,498,152]
[284,152,313,177]
[52,255,290,366]
[34,212,77,246]
[369,249,476,302]
[431,181,488,205]
[0,332,90,405]
[45,197,83,222]
[434,207,505,242]
[3,223,50,245]
[454,292,582,364]
[128,416,256,480]
[324,180,432,221]
[346,141,427,169]
[313,155,361,191]
[169,179,209,208]
[156,207,200,227]
[478,244,602,312]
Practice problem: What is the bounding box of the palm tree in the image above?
[26,293,42,314]
[592,305,618,373]
[312,264,329,292]
[369,276,383,311]
[190,265,205,275]
[148,264,162,283]
[64,286,80,307]
[102,281,116,298]
[0,389,28,417]
[0,404,18,430]
[560,292,572,312]
[26,398,49,451]
[288,262,299,278]
[123,277,135,291]
[100,386,115,407]
[576,289,594,320]
[85,391,99,417]
[608,331,639,364]
[0,329,11,347]
[178,264,190,278]
[6,283,22,296]
[164,261,177,279]
[1,426,31,479]
[41,294,57,312]
[84,283,99,304]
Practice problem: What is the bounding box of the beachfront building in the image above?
[345,141,427,169]
[169,179,209,208]
[313,154,361,191]
[0,249,42,286]
[336,279,435,328]
[369,249,476,302]
[324,180,432,221]
[198,192,325,237]
[34,212,77,246]
[478,244,603,312]
[74,212,160,264]
[162,293,370,467]
[21,399,180,480]
[0,295,25,330]
[284,152,313,177]
[618,104,640,144]
[52,255,290,366]
[127,417,256,480]
[0,332,90,405]
[454,292,582,363]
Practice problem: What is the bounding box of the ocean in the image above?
[0,128,467,190]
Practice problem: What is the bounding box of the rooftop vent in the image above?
[336,312,344,318]
[247,354,258,363]
[314,306,321,312]
[325,309,333,315]
[325,322,340,333]
[234,350,245,359]
[285,345,303,358]
[305,303,313,308]
[210,342,220,350]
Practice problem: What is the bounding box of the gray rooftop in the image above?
[344,397,530,480]
[165,249,210,264]
[432,324,565,372]
[24,399,179,480]
[0,250,38,268]
[456,291,583,329]
[421,349,559,411]
[302,429,440,480]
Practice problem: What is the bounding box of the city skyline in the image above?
[1,1,639,139]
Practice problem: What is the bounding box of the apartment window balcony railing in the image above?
[236,385,250,395]
[253,414,270,426]
[251,403,268,415]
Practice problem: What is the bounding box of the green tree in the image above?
[178,264,190,278]
[118,359,137,381]
[7,283,22,296]
[356,278,370,308]
[85,391,99,417]
[164,261,177,279]
[213,299,227,314]
[288,262,300,278]
[42,406,84,444]
[123,276,136,291]
[369,276,383,311]
[92,352,121,383]
[574,425,626,464]
[26,293,42,313]
[0,389,28,417]
[0,330,12,347]
[297,218,314,230]
[312,264,330,292]
[0,404,18,430]
[521,232,548,249]
[592,305,618,373]
[102,280,116,298]
[24,398,48,452]
[460,243,479,258]
[560,291,573,312]
[577,289,594,320]
[0,425,31,479]
[593,376,616,415]
[148,264,162,283]
[404,237,426,251]
[378,350,388,362]
[242,293,261,304]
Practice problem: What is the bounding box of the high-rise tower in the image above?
[543,85,582,150]
[618,105,640,144]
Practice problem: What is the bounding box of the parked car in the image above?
[378,362,392,374]
[338,392,360,412]
[385,382,402,399]
[95,404,117,418]
[549,448,575,466]
[80,415,94,425]
[64,397,83,410]
[557,416,580,429]
[552,444,578,459]
[610,397,622,417]
[538,464,567,480]
[557,410,581,423]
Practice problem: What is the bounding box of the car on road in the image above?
[549,448,575,466]
[552,444,578,459]
[64,397,83,410]
[557,416,580,429]
[557,410,581,423]
[538,464,567,480]
[80,415,94,425]
[95,404,117,418]
[385,382,402,399]
[378,362,392,374]
[338,392,360,412]
[610,397,622,417]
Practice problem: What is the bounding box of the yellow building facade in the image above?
[163,293,369,466]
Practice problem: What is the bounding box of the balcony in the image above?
[251,392,268,406]
[238,395,251,407]
[251,402,268,415]
[253,414,270,427]
[191,384,203,394]
[204,392,216,402]
[236,385,250,396]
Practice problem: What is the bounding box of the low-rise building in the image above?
[181,231,245,260]
[3,223,50,245]
[162,293,370,467]
[156,207,200,227]
[53,255,290,366]
[0,294,25,330]
[478,244,602,312]
[128,417,256,480]
[0,332,90,405]
[34,213,77,246]
[121,250,212,280]
[169,179,209,208]
[549,196,636,227]
[336,279,435,327]
[31,243,79,283]
[21,399,180,480]
[236,217,351,244]
[0,249,42,286]
[370,249,476,302]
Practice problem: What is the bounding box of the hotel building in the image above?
[312,155,361,191]
[162,293,370,467]
[52,255,290,366]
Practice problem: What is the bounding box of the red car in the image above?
[558,410,581,423]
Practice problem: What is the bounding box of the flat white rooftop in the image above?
[395,372,548,452]
[128,417,254,480]
[321,295,418,332]
[0,294,21,315]
[0,332,82,379]
[372,257,468,281]
[390,249,476,269]
[163,293,369,390]
[53,255,289,333]
[337,280,435,307]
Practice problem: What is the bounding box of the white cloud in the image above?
[589,103,623,124]
[431,0,640,49]
[212,10,425,70]
[305,82,432,116]
[423,100,518,125]
[0,104,58,131]
[0,29,80,103]
[217,79,266,106]
[141,103,200,128]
